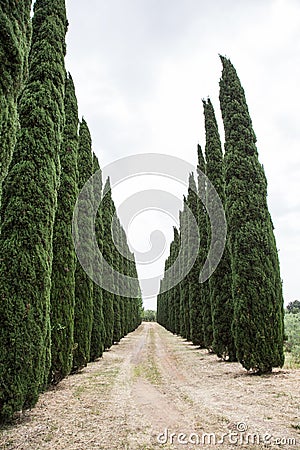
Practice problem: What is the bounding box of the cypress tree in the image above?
[219,55,284,373]
[0,0,67,421]
[197,144,213,350]
[178,205,187,338]
[118,224,129,337]
[168,228,180,334]
[101,178,115,349]
[179,197,191,340]
[111,208,122,344]
[73,119,94,371]
[90,153,106,361]
[0,0,31,191]
[168,227,182,335]
[203,98,236,360]
[187,173,205,347]
[50,73,79,383]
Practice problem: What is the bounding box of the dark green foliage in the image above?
[117,225,130,337]
[0,0,31,190]
[197,145,213,350]
[287,300,300,315]
[111,216,122,343]
[50,73,79,383]
[111,211,122,344]
[187,174,204,347]
[101,178,115,349]
[90,153,106,361]
[203,99,236,360]
[73,119,94,371]
[0,0,67,421]
[168,228,180,334]
[172,229,181,335]
[219,55,284,373]
[179,198,191,340]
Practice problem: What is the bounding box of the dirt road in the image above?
[0,322,299,449]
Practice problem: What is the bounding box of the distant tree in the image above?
[0,0,31,194]
[287,300,300,315]
[219,55,284,373]
[50,73,79,383]
[143,310,156,322]
[203,98,236,361]
[0,0,67,421]
[73,119,94,371]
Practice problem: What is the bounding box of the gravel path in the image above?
[0,322,299,449]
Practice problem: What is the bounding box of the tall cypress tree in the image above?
[219,56,284,373]
[0,0,31,191]
[168,227,180,334]
[111,205,122,344]
[179,197,191,340]
[178,205,187,338]
[0,0,67,421]
[72,119,94,371]
[90,153,106,361]
[197,144,213,350]
[101,178,115,349]
[187,173,204,347]
[49,73,79,383]
[203,98,236,360]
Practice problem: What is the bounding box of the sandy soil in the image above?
[0,322,299,449]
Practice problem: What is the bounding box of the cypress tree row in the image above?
[219,55,284,373]
[0,0,67,421]
[203,98,236,361]
[101,178,115,349]
[0,0,31,191]
[197,144,213,350]
[50,73,79,383]
[90,153,106,361]
[73,119,94,372]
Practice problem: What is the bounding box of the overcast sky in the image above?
[65,0,300,310]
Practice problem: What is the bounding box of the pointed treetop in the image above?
[188,172,197,192]
[197,144,206,174]
[203,97,223,161]
[103,176,111,193]
[173,226,179,240]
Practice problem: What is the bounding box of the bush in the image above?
[284,312,300,366]
[143,310,156,322]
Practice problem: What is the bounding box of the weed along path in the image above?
[1,322,300,450]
